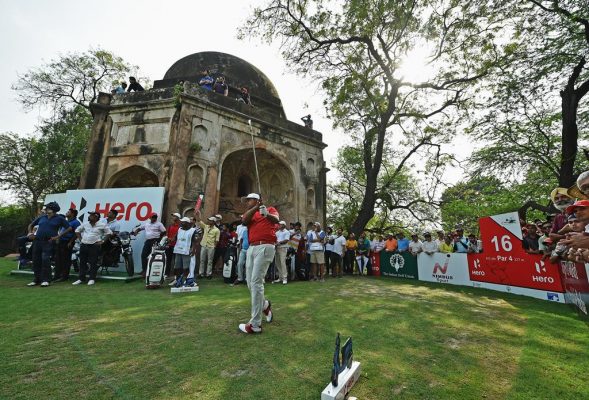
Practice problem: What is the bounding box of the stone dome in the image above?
[153,51,284,116]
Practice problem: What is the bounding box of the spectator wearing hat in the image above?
[356,232,371,276]
[274,221,291,284]
[549,187,575,241]
[422,232,438,255]
[133,213,166,277]
[53,208,81,282]
[194,213,220,279]
[408,234,423,256]
[166,212,182,281]
[301,114,313,129]
[73,211,112,286]
[172,217,199,287]
[27,202,71,287]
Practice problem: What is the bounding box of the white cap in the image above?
[279,221,286,226]
[180,217,191,223]
[214,214,222,221]
[171,212,181,219]
[246,193,260,200]
[207,217,217,222]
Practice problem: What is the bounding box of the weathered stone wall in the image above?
[81,82,326,226]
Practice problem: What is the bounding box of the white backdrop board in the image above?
[417,253,471,286]
[65,187,165,273]
[471,281,565,303]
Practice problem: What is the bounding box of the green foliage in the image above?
[0,106,91,214]
[0,205,29,256]
[466,1,589,186]
[243,0,501,233]
[440,174,556,234]
[12,47,137,115]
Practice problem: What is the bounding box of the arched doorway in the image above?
[106,166,159,188]
[219,149,295,222]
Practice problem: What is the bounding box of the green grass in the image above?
[0,257,587,400]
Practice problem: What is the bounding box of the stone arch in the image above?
[307,188,315,209]
[219,148,295,221]
[106,166,159,188]
[184,164,204,200]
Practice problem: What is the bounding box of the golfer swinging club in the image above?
[238,193,278,334]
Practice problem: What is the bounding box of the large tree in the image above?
[242,0,505,234]
[468,0,589,187]
[12,48,136,117]
[0,106,92,216]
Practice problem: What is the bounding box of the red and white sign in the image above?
[66,187,165,272]
[370,251,381,277]
[468,212,564,292]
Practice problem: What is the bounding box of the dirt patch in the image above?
[392,384,407,395]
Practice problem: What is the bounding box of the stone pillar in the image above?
[79,92,113,189]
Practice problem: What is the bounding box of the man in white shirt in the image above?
[173,217,199,287]
[274,221,291,284]
[422,232,438,255]
[331,228,347,278]
[73,211,112,286]
[233,223,248,285]
[408,234,423,256]
[133,213,166,277]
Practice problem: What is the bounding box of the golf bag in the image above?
[145,237,168,289]
[223,244,237,284]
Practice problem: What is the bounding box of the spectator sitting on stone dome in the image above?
[127,76,144,92]
[199,70,214,91]
[213,76,229,96]
[237,87,252,105]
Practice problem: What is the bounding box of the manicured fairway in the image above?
[1,258,587,400]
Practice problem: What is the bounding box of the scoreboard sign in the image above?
[468,212,564,292]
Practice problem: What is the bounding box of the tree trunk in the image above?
[559,88,579,187]
[350,172,378,235]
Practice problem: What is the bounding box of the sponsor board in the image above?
[369,251,381,277]
[380,252,418,280]
[559,261,589,318]
[469,212,564,292]
[417,253,470,286]
[470,280,566,303]
[66,187,165,273]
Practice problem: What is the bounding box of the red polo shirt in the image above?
[248,206,279,244]
[167,222,180,247]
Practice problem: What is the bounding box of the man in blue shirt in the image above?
[198,70,214,91]
[27,202,71,287]
[53,208,81,282]
[397,233,410,253]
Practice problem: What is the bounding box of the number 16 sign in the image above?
[468,211,564,292]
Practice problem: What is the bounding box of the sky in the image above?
[0,0,470,203]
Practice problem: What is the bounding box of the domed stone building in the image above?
[79,51,327,224]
